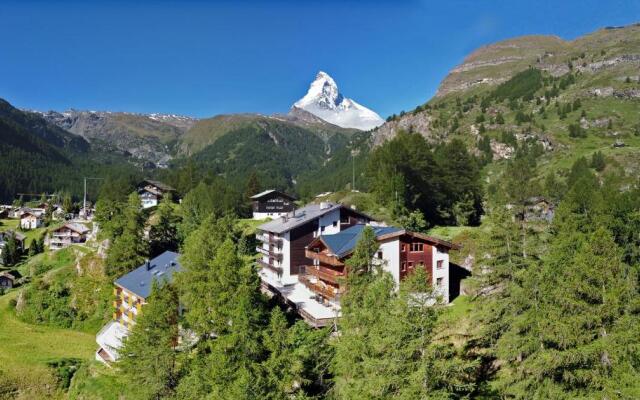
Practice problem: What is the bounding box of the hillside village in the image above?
[1,21,640,400]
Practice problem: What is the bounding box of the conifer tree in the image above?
[105,193,148,276]
[120,280,180,400]
[1,232,19,266]
[176,215,238,335]
[149,196,180,257]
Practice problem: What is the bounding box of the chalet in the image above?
[251,189,296,219]
[95,251,181,364]
[282,224,457,327]
[0,271,15,289]
[49,223,90,250]
[138,179,176,209]
[256,202,372,325]
[20,212,43,230]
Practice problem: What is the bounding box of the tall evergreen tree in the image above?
[149,196,180,257]
[120,280,180,400]
[105,192,148,276]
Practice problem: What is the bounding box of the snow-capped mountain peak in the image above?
[292,71,384,131]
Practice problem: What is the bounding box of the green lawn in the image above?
[0,290,97,399]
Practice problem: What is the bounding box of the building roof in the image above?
[0,271,15,281]
[0,230,26,242]
[20,211,40,219]
[56,223,90,234]
[311,224,459,258]
[114,251,181,299]
[258,202,347,234]
[141,179,175,192]
[250,189,296,201]
[318,224,404,258]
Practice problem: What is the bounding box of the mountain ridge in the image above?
[292,71,384,131]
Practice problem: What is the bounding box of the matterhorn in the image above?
[291,71,384,131]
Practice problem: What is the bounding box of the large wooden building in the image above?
[251,189,296,220]
[256,202,372,326]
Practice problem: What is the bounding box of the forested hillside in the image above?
[0,99,140,202]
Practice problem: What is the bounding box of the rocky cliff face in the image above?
[32,110,197,166]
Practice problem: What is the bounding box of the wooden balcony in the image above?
[257,259,283,275]
[304,249,344,267]
[299,274,343,301]
[305,265,345,284]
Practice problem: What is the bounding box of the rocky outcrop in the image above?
[372,111,438,146]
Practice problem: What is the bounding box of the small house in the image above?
[20,212,43,230]
[251,189,297,220]
[0,271,15,289]
[138,179,176,209]
[50,223,90,250]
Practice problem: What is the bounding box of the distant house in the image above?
[95,251,182,364]
[138,179,176,209]
[48,205,65,221]
[251,190,296,220]
[0,271,15,290]
[49,223,90,250]
[20,212,43,230]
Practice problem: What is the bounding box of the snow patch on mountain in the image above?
[292,71,384,131]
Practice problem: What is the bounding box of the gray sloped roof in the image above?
[258,202,342,234]
[114,251,181,299]
[320,224,404,257]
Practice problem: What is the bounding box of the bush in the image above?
[590,151,606,172]
[568,123,586,138]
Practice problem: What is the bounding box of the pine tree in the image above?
[259,308,335,399]
[497,224,640,398]
[244,171,261,199]
[176,216,238,335]
[1,232,19,266]
[149,196,180,257]
[105,193,148,276]
[120,280,180,399]
[184,239,268,399]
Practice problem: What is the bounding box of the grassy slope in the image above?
[0,290,96,399]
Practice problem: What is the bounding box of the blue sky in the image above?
[1,0,638,118]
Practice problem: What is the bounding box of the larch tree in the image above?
[119,280,180,400]
[105,192,148,277]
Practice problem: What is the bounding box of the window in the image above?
[401,262,407,272]
[402,244,408,252]
[332,221,338,228]
[437,260,444,270]
[407,261,414,270]
[321,226,325,233]
[436,278,444,288]
[377,251,383,259]
[410,243,424,252]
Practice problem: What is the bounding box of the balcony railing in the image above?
[257,259,283,275]
[304,249,344,267]
[304,265,345,284]
[256,246,283,260]
[299,273,343,301]
[256,233,283,245]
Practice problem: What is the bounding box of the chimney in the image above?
[350,204,357,210]
[320,201,330,210]
[145,259,151,270]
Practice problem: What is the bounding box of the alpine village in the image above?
[2,15,640,400]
